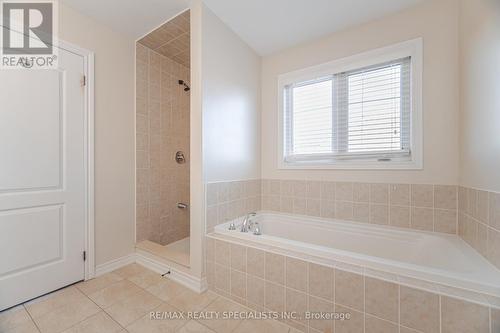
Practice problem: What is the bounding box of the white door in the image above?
[0,47,87,310]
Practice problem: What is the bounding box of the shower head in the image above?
[178,80,190,92]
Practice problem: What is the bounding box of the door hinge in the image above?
[83,251,86,261]
[81,75,86,87]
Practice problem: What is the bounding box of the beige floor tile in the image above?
[32,295,100,333]
[105,289,162,327]
[197,297,247,333]
[177,320,215,333]
[2,320,40,333]
[113,264,149,279]
[25,287,84,319]
[146,279,189,302]
[167,289,218,312]
[87,280,142,308]
[0,305,33,332]
[76,273,124,296]
[127,269,164,289]
[232,319,290,333]
[125,302,187,333]
[176,320,216,333]
[61,312,122,333]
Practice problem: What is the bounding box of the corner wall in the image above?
[201,5,261,183]
[59,3,136,266]
[459,0,500,193]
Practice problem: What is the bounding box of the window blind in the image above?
[284,57,411,163]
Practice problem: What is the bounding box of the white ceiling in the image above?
[61,0,189,39]
[62,0,424,55]
[203,0,424,55]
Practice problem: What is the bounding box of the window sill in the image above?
[278,159,423,170]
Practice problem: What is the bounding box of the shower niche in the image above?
[135,10,191,266]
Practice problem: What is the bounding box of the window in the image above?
[279,39,422,169]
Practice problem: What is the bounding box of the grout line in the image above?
[23,304,42,333]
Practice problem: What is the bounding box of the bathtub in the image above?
[214,212,500,297]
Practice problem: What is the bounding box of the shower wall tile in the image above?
[136,42,190,245]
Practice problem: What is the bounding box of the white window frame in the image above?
[277,38,423,170]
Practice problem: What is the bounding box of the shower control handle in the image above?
[177,202,188,209]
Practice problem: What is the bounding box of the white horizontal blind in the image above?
[284,57,411,163]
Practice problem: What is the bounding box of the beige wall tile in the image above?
[364,277,398,322]
[400,286,439,333]
[336,201,353,220]
[434,185,457,209]
[306,199,321,217]
[353,183,370,203]
[369,204,388,225]
[286,257,308,292]
[492,308,500,333]
[434,209,457,234]
[247,247,265,279]
[265,253,285,285]
[390,184,410,206]
[285,288,308,324]
[411,207,434,231]
[334,304,364,333]
[321,182,336,201]
[246,275,265,307]
[293,198,307,215]
[488,227,500,269]
[477,190,489,223]
[489,192,500,230]
[269,180,281,196]
[281,180,294,196]
[308,295,334,332]
[390,205,410,228]
[281,197,294,213]
[230,269,246,300]
[365,314,398,333]
[411,184,433,208]
[441,296,489,333]
[307,181,321,199]
[308,263,334,301]
[230,244,246,273]
[320,200,335,219]
[214,264,230,294]
[353,203,370,223]
[265,282,285,312]
[335,270,364,312]
[215,240,230,266]
[370,184,389,204]
[336,182,354,201]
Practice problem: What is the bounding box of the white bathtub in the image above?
[214,212,500,297]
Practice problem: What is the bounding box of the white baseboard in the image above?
[135,252,207,293]
[94,253,136,277]
[92,251,207,293]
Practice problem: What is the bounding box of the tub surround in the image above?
[206,179,262,233]
[205,235,497,333]
[206,179,500,272]
[458,186,500,271]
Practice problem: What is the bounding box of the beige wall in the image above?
[459,0,500,193]
[202,5,261,182]
[261,0,460,185]
[59,3,136,265]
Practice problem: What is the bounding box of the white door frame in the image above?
[57,39,95,280]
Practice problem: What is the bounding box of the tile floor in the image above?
[0,264,297,333]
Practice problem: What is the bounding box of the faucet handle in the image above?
[253,222,262,235]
